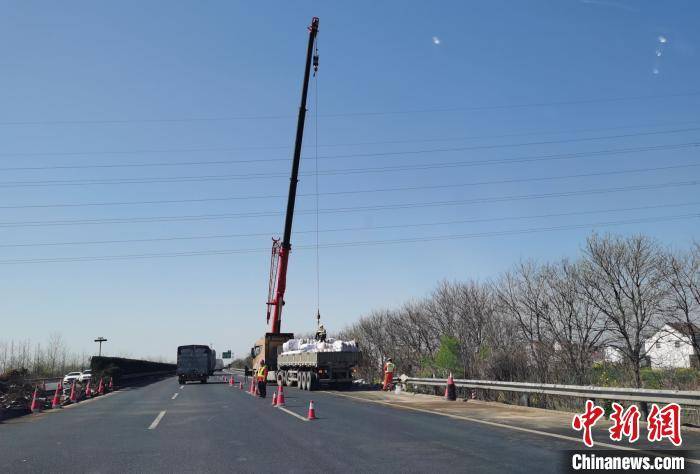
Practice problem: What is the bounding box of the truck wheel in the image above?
[310,372,319,391]
[300,371,308,390]
[276,371,284,386]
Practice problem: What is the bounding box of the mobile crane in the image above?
[249,17,319,374]
[248,18,361,390]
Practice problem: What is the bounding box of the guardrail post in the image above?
[640,401,649,419]
[518,393,530,407]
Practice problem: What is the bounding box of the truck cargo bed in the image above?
[277,351,360,368]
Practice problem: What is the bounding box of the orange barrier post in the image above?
[30,387,40,413]
[69,381,78,403]
[51,383,62,408]
[444,373,456,401]
[276,386,285,407]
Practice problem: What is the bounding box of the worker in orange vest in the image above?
[256,361,268,398]
[382,358,396,391]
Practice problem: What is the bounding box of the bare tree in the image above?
[580,234,667,387]
[45,332,67,376]
[660,245,700,360]
[495,261,554,382]
[540,260,607,384]
[452,281,498,379]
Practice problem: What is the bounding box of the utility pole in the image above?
[94,337,107,356]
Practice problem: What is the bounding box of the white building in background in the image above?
[644,323,699,369]
[603,346,625,364]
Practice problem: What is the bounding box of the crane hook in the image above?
[313,48,319,76]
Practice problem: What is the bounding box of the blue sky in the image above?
[1,1,698,361]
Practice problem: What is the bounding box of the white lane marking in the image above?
[171,393,179,400]
[179,385,184,390]
[324,392,700,465]
[148,410,166,430]
[277,406,308,422]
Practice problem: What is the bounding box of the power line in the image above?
[319,92,700,118]
[2,118,699,160]
[2,161,696,210]
[2,201,697,249]
[1,213,696,265]
[0,141,696,188]
[0,91,697,126]
[0,181,696,228]
[2,126,699,171]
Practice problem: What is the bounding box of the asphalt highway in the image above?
[0,376,695,473]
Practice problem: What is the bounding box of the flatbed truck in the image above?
[250,333,360,391]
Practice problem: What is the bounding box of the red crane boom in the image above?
[266,17,320,334]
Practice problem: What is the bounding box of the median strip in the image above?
[148,410,166,430]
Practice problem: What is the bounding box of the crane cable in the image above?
[313,39,322,329]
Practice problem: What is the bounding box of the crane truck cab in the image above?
[250,332,294,382]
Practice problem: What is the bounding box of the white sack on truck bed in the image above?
[281,337,358,355]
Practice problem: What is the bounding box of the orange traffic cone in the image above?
[97,378,105,396]
[229,376,234,387]
[276,386,285,407]
[85,380,92,398]
[109,377,114,391]
[444,373,456,401]
[51,383,62,408]
[69,380,78,403]
[30,387,41,413]
[239,381,243,390]
[307,400,316,420]
[272,392,277,405]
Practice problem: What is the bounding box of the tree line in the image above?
[0,333,172,379]
[0,333,89,378]
[340,233,700,388]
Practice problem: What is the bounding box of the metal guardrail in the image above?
[120,370,175,380]
[401,376,700,406]
[20,377,62,385]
